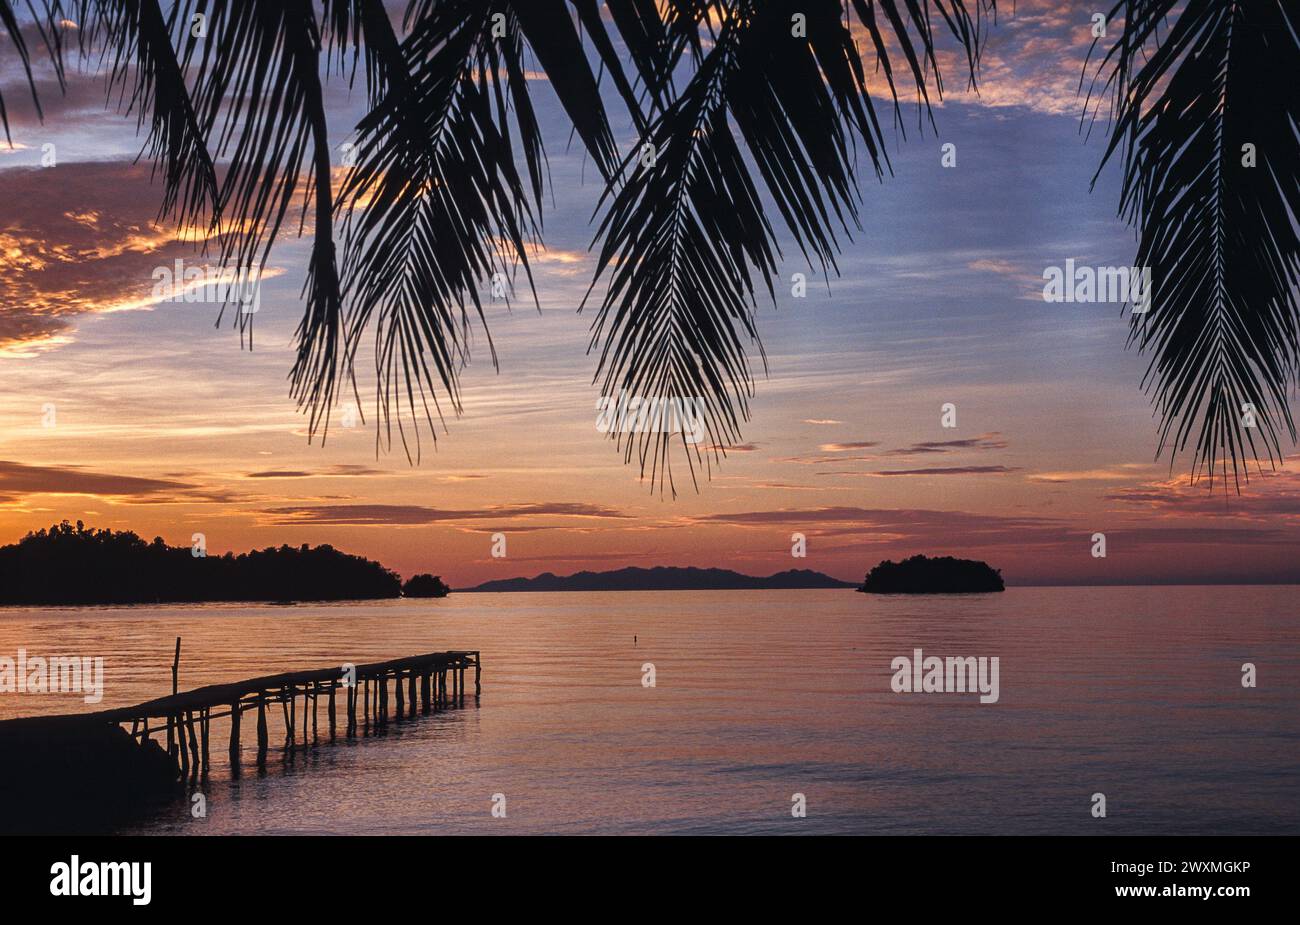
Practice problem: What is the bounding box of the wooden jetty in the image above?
[0,650,481,807]
[126,650,480,781]
[0,649,481,833]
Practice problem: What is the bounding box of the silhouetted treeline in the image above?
[859,555,1005,594]
[0,522,404,605]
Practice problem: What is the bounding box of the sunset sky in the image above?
[2,1,1299,588]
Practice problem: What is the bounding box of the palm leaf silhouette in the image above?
[0,0,58,142]
[336,0,616,461]
[170,1,344,429]
[1088,0,1300,488]
[586,0,992,493]
[2,1,219,223]
[1,1,996,491]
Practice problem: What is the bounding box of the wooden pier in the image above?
[0,650,481,787]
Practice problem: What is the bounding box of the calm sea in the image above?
[1,587,1296,835]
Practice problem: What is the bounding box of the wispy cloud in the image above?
[246,465,386,479]
[0,460,238,504]
[260,502,631,526]
[850,465,1020,477]
[1029,463,1150,483]
[818,441,880,452]
[884,433,1009,456]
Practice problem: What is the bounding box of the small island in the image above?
[401,574,451,598]
[858,555,1005,594]
[0,521,449,606]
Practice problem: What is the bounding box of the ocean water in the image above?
[0,587,1296,835]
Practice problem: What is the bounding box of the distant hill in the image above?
[462,566,856,592]
[858,555,1005,594]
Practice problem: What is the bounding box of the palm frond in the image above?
[336,0,551,460]
[5,1,991,489]
[0,0,73,143]
[71,0,221,231]
[1,1,219,227]
[510,0,618,178]
[149,1,344,429]
[1089,0,1300,489]
[7,1,340,425]
[585,0,990,494]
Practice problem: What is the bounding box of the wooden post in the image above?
[200,708,210,776]
[186,711,200,781]
[395,670,405,720]
[378,676,388,727]
[475,653,481,696]
[256,694,268,766]
[229,701,242,775]
[166,637,181,757]
[363,678,370,732]
[328,683,337,741]
[282,686,294,750]
[171,637,182,694]
[347,683,356,737]
[408,671,417,718]
[420,671,431,714]
[176,714,188,780]
[343,683,352,737]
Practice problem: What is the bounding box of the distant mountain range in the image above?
[460,566,856,593]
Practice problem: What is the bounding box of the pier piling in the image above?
[256,695,268,766]
[199,709,210,776]
[229,702,241,773]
